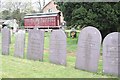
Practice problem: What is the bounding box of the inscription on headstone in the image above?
[14,30,25,58]
[27,28,44,61]
[75,26,102,72]
[49,30,67,66]
[2,27,10,55]
[103,32,120,76]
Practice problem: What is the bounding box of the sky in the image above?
[32,0,51,9]
[1,0,51,3]
[1,0,51,11]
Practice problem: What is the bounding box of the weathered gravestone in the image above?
[14,30,25,58]
[0,33,1,54]
[27,28,44,61]
[2,27,10,55]
[103,32,120,76]
[49,29,67,66]
[75,26,102,72]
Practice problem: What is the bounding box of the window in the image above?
[48,9,52,12]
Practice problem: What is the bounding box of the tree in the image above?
[1,1,33,27]
[2,10,11,19]
[2,1,33,13]
[33,0,46,12]
[34,0,42,12]
[56,2,120,38]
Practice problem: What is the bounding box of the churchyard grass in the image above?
[0,32,117,78]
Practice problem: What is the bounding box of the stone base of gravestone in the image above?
[2,27,10,55]
[103,32,120,77]
[14,30,25,58]
[75,26,102,72]
[49,29,67,66]
[27,28,44,61]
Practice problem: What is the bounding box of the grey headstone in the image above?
[2,27,10,55]
[27,28,44,61]
[118,32,120,77]
[14,30,25,58]
[49,29,67,66]
[103,32,120,76]
[0,33,1,54]
[75,26,102,72]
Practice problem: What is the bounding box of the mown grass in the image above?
[0,31,118,78]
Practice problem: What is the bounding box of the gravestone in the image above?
[2,27,10,55]
[0,33,1,54]
[103,32,120,76]
[27,28,44,61]
[75,26,102,72]
[49,29,67,66]
[14,30,25,58]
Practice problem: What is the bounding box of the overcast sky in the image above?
[1,0,51,3]
[1,0,51,10]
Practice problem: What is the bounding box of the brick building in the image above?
[42,0,64,24]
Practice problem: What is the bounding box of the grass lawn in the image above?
[0,31,118,78]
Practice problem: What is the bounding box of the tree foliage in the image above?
[56,2,120,37]
[1,10,11,19]
[1,1,33,27]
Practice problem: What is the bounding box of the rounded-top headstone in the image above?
[103,32,120,76]
[75,26,102,72]
[14,30,25,58]
[49,29,67,66]
[2,27,10,55]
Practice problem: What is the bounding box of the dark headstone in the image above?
[27,28,44,61]
[2,27,10,55]
[75,26,102,72]
[14,30,25,58]
[103,32,120,76]
[49,29,67,66]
